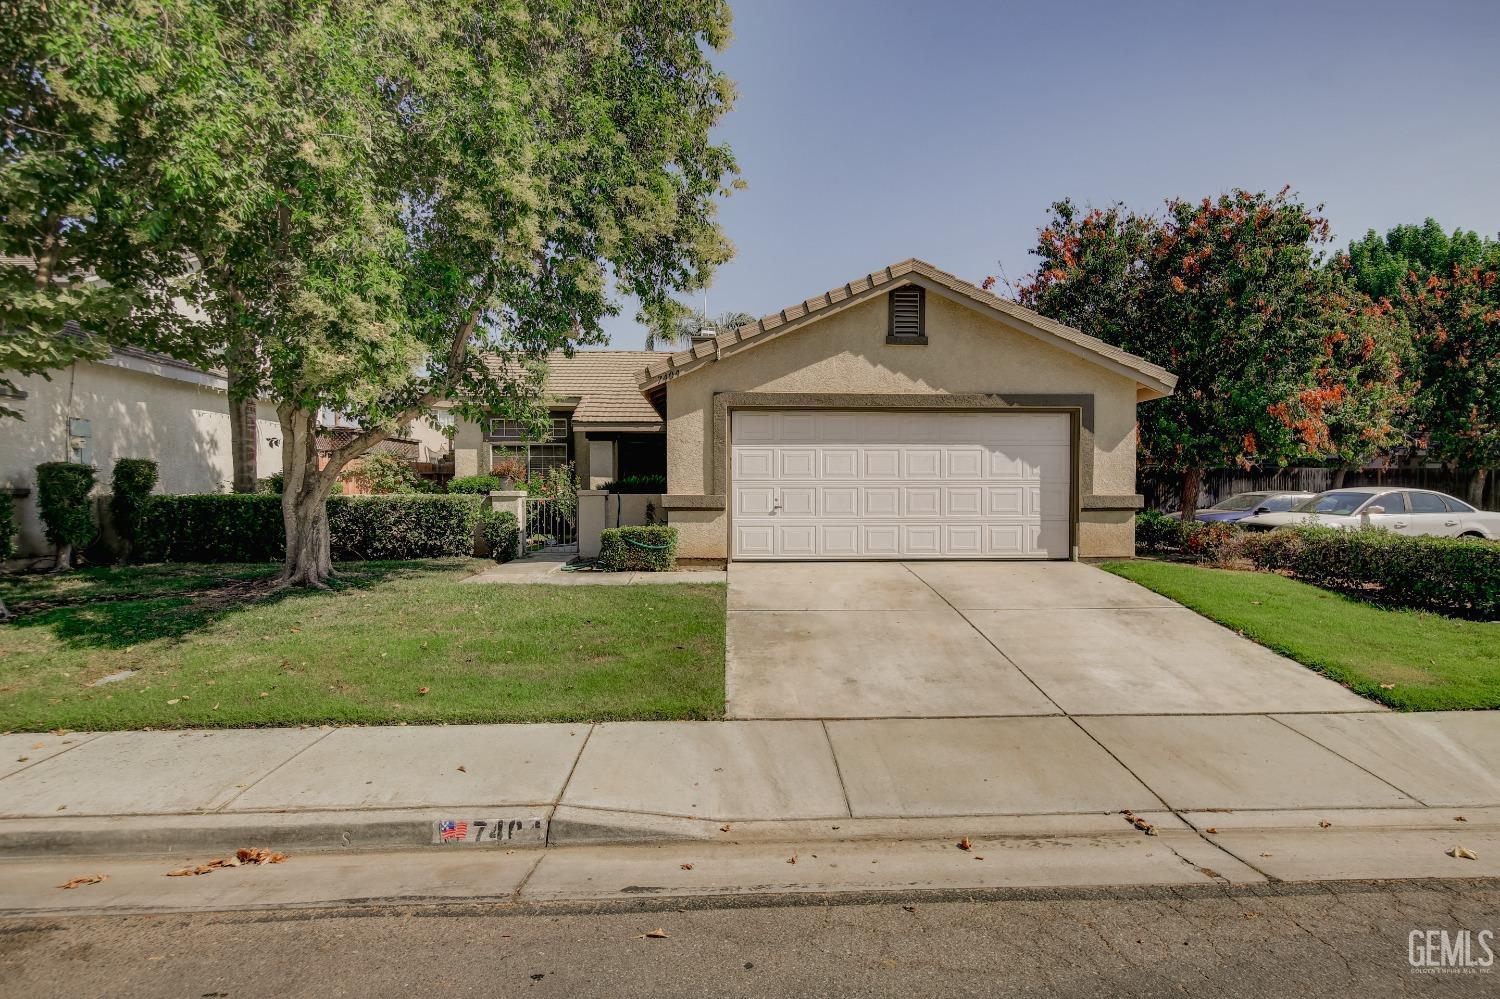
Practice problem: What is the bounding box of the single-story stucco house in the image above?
[455,258,1176,561]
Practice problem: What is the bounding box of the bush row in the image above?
[140,494,482,563]
[1134,511,1498,618]
[598,525,678,572]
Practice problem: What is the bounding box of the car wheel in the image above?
[1458,531,1488,540]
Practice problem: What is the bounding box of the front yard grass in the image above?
[1102,559,1500,711]
[0,560,725,731]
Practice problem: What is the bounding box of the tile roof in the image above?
[637,258,1178,396]
[486,350,665,427]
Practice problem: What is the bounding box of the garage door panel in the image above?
[732,410,1071,560]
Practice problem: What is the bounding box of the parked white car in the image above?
[1237,486,1499,539]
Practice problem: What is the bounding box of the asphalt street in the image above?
[2,879,1496,998]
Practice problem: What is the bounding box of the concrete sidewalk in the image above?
[2,713,1497,874]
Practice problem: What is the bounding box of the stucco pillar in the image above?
[577,489,607,559]
[453,417,484,478]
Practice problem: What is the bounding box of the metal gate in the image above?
[524,497,578,552]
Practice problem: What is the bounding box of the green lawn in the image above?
[0,560,726,731]
[1102,559,1500,711]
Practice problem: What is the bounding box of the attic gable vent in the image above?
[886,285,926,344]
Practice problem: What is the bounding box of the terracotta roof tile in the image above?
[637,258,1177,394]
[484,350,664,427]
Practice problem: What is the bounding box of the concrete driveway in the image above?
[725,561,1377,719]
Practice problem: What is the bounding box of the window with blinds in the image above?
[886,285,926,343]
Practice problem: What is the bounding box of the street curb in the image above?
[2,805,1495,859]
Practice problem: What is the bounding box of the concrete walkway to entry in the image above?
[726,561,1375,718]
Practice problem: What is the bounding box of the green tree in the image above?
[1014,189,1341,520]
[1345,222,1500,503]
[1345,219,1494,301]
[644,304,757,350]
[47,0,739,586]
[1,0,216,418]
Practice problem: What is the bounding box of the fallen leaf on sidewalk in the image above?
[1455,816,1468,822]
[1448,846,1478,861]
[456,765,467,773]
[902,905,916,912]
[1121,810,1158,836]
[1205,827,1219,834]
[1318,820,1332,829]
[956,837,972,851]
[720,824,731,832]
[236,847,287,865]
[974,855,985,861]
[787,852,798,865]
[58,874,106,889]
[638,928,669,939]
[679,863,693,870]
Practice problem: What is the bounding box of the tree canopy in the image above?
[9,0,741,583]
[1012,189,1400,516]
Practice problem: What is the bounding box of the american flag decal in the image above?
[439,820,468,842]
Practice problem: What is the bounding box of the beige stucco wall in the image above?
[664,291,1144,560]
[2,358,283,557]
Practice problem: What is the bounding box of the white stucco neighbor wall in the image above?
[662,292,1146,560]
[1,356,283,557]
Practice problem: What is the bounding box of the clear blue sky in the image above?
[601,0,1500,349]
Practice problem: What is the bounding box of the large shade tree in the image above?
[1346,222,1500,504]
[48,0,739,586]
[1013,189,1345,519]
[1,0,211,418]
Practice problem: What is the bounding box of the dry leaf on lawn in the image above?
[418,687,430,695]
[58,874,106,889]
[1448,846,1479,861]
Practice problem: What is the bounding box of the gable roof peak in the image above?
[637,256,1177,396]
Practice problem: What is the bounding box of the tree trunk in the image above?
[1178,466,1203,523]
[279,406,338,587]
[226,331,258,493]
[1469,468,1489,508]
[1330,465,1349,489]
[50,541,73,573]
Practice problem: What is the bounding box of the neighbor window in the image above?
[886,285,926,343]
[485,412,572,478]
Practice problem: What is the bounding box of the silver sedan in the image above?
[1237,486,1499,539]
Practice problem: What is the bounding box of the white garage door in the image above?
[732,410,1071,560]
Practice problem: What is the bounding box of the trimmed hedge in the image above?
[328,495,480,560]
[602,474,667,494]
[36,462,98,555]
[448,475,503,494]
[1133,510,1235,563]
[110,458,158,562]
[598,525,678,572]
[1238,526,1499,619]
[139,493,482,562]
[479,508,519,562]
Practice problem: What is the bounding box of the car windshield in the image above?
[1293,491,1371,516]
[1210,493,1269,512]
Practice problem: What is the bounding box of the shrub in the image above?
[326,495,481,560]
[449,474,503,494]
[257,472,284,494]
[598,525,678,572]
[109,458,158,561]
[139,494,482,563]
[1180,520,1238,564]
[1134,509,1182,554]
[139,494,284,562]
[528,462,577,521]
[491,455,528,483]
[479,508,519,562]
[1244,526,1498,619]
[343,450,426,494]
[602,474,667,494]
[36,462,98,565]
[1,495,14,561]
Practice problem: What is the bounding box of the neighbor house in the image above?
[1,346,453,556]
[453,258,1175,561]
